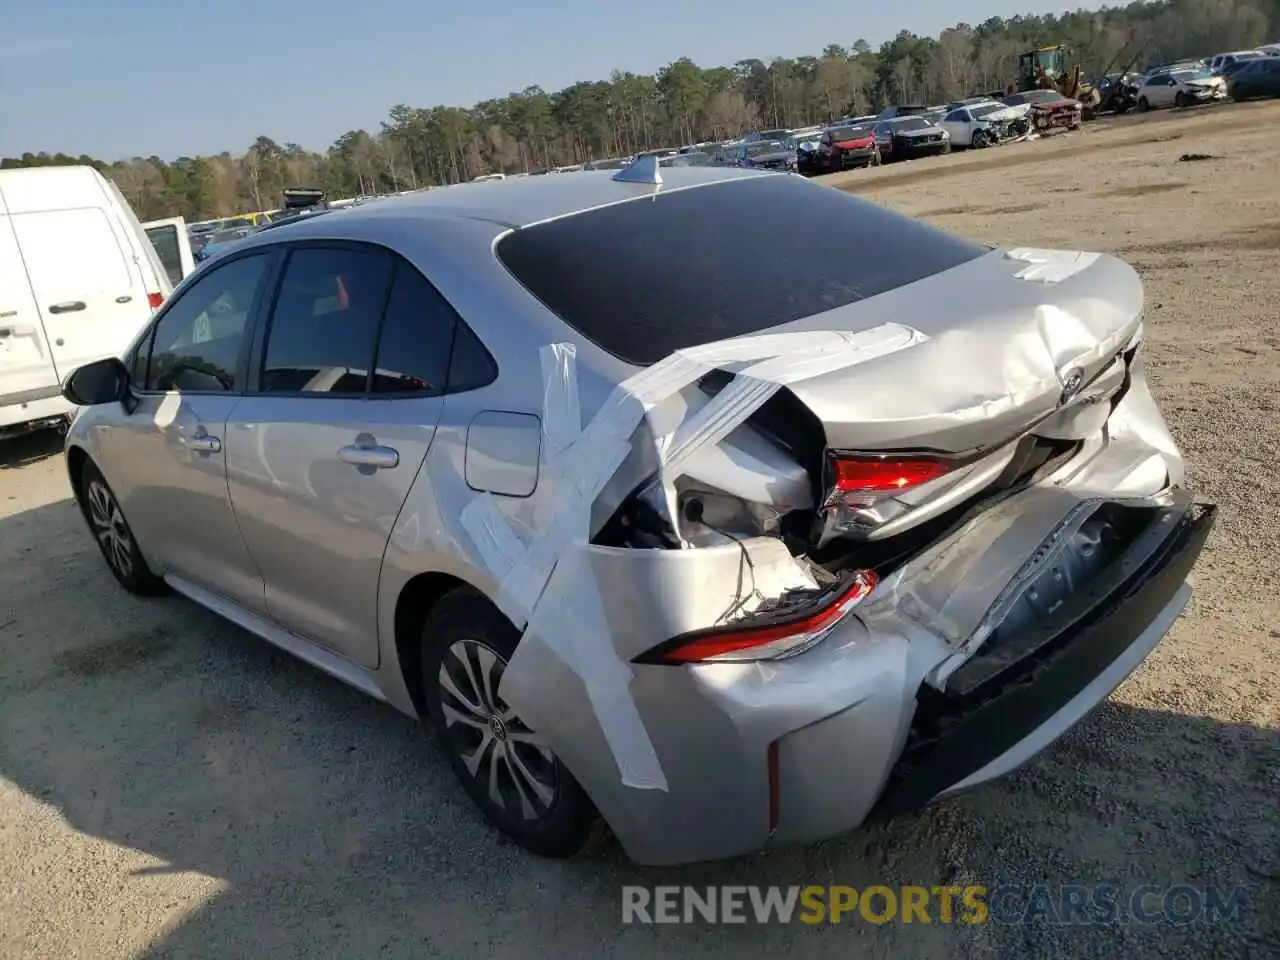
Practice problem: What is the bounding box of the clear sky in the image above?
[5,0,1088,161]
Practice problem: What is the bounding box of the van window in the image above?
[145,224,183,286]
[10,209,134,299]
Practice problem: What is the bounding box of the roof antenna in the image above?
[612,154,663,185]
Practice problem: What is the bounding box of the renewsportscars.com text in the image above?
[621,884,1249,926]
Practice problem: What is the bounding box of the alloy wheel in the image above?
[86,479,134,579]
[437,639,558,821]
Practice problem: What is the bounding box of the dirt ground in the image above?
[2,103,1279,959]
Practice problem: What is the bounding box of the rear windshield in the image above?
[893,116,931,131]
[495,176,986,365]
[829,125,872,140]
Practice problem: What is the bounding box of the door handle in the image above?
[337,444,399,469]
[184,435,222,453]
[48,301,86,314]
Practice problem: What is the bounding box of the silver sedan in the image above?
[60,162,1214,865]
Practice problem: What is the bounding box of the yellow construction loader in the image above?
[1016,45,1102,119]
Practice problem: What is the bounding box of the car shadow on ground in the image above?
[0,427,64,470]
[0,497,1275,959]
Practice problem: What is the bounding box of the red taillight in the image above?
[147,292,164,309]
[641,569,879,665]
[832,455,950,493]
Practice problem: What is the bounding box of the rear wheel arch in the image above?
[393,570,476,718]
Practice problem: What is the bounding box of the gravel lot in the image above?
[2,103,1278,959]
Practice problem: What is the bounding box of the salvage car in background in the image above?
[873,116,950,163]
[791,130,825,174]
[1002,88,1084,131]
[1136,69,1227,109]
[815,122,879,170]
[1225,57,1280,100]
[719,140,798,172]
[940,101,1029,148]
[59,164,1215,866]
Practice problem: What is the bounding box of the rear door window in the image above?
[258,245,394,395]
[496,175,986,365]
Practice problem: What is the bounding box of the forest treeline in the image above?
[3,0,1275,220]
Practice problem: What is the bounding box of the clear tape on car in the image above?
[459,324,930,791]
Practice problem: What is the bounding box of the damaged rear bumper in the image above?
[868,495,1215,820]
[521,488,1212,866]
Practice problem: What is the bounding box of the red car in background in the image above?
[816,122,880,171]
[1002,88,1083,131]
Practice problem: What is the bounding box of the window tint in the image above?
[146,253,270,391]
[496,175,987,366]
[445,319,498,392]
[259,246,393,394]
[371,263,456,395]
[944,110,965,122]
[146,224,183,286]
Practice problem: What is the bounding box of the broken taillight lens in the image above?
[638,570,879,664]
[818,453,954,542]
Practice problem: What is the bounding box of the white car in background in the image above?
[940,101,1028,148]
[1136,69,1227,110]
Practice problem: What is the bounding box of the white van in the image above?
[0,166,189,436]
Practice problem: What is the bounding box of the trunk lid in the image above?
[770,247,1142,453]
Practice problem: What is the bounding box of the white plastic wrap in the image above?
[460,325,930,791]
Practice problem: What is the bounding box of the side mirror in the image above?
[62,357,134,411]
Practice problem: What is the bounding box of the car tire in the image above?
[971,130,988,149]
[421,587,597,858]
[1137,96,1150,112]
[1174,92,1188,108]
[870,150,882,166]
[75,460,168,596]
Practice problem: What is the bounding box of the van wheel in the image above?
[421,588,596,857]
[76,461,168,595]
